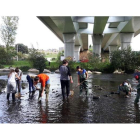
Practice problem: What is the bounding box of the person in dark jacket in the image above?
[59,59,73,100]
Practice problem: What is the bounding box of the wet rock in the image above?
[93,96,100,99]
[87,71,92,74]
[92,71,102,74]
[43,69,51,73]
[28,68,39,73]
[113,69,125,74]
[94,85,100,88]
[55,69,60,73]
[98,87,103,90]
[103,94,109,97]
[22,86,26,89]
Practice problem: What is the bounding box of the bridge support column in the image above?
[92,34,103,57]
[109,45,118,59]
[63,34,75,60]
[120,33,134,50]
[74,46,81,62]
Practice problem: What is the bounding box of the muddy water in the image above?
[0,72,140,123]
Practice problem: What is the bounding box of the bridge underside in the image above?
[38,16,140,61]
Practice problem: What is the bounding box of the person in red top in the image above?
[34,73,50,101]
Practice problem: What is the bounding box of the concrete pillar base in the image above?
[74,46,81,62]
[120,33,134,50]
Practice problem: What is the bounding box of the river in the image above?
[0,72,139,123]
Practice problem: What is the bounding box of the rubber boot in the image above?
[32,91,35,97]
[7,93,10,101]
[12,93,16,102]
[29,91,32,98]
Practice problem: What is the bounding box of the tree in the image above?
[28,47,47,73]
[110,47,139,72]
[17,43,28,54]
[0,16,19,50]
[15,43,28,54]
[0,46,16,64]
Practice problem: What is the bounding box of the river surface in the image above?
[0,72,139,123]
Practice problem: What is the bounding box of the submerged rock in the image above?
[93,96,100,99]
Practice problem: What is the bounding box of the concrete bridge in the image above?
[37,16,140,61]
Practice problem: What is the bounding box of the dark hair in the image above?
[15,67,19,73]
[76,66,83,70]
[34,76,39,81]
[62,59,68,64]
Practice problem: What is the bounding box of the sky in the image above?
[0,16,140,51]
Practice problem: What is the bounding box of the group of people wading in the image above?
[6,59,88,102]
[6,60,140,105]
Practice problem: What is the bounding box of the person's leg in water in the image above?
[134,88,140,104]
[79,79,84,95]
[60,80,66,100]
[26,75,33,98]
[45,84,50,101]
[66,80,70,99]
[11,82,17,102]
[16,79,21,98]
[83,80,88,95]
[7,83,11,101]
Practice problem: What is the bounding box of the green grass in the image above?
[4,60,31,68]
[45,53,58,58]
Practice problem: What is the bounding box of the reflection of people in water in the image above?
[39,102,48,123]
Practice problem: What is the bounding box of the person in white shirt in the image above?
[15,67,23,98]
[7,69,20,101]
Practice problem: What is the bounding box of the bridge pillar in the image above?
[120,33,134,50]
[63,34,75,60]
[92,34,103,57]
[74,45,81,62]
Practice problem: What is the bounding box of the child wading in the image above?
[76,66,88,95]
[7,69,20,102]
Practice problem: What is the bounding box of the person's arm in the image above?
[15,73,20,80]
[19,71,23,80]
[77,75,80,85]
[41,80,46,96]
[67,66,73,83]
[85,71,88,79]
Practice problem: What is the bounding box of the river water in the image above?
[0,72,139,123]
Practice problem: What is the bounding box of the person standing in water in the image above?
[59,59,73,100]
[7,69,20,102]
[15,67,23,98]
[76,66,88,95]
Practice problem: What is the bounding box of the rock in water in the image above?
[110,91,115,94]
[93,96,100,99]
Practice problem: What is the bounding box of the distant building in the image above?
[59,47,64,52]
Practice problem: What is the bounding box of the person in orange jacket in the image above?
[34,73,50,101]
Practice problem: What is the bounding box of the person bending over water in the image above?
[76,66,88,95]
